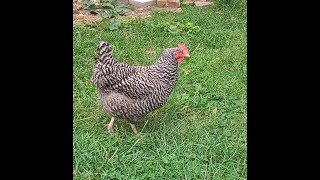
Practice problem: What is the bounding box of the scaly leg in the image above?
[129,123,138,134]
[107,117,115,134]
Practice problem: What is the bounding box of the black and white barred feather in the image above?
[91,41,180,123]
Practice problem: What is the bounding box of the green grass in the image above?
[73,0,247,179]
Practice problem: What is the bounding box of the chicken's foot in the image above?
[129,123,138,134]
[107,117,115,134]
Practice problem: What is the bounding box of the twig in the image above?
[74,116,93,123]
[140,119,149,133]
[107,148,118,162]
[191,43,201,55]
[126,138,141,153]
[101,145,108,160]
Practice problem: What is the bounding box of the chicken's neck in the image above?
[149,50,179,87]
[153,48,179,69]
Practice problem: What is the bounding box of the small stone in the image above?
[157,0,167,7]
[194,1,212,8]
[129,0,155,8]
[167,0,180,8]
[93,0,101,3]
[181,0,193,5]
[117,0,129,4]
[152,7,182,12]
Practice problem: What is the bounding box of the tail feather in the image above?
[92,41,140,91]
[97,41,116,65]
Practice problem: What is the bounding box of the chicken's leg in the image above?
[107,117,115,134]
[129,123,138,134]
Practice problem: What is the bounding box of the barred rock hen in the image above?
[91,41,189,134]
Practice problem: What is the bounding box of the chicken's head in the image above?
[174,44,190,64]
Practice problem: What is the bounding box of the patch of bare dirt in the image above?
[152,7,182,13]
[73,14,100,26]
[73,2,100,26]
[73,1,182,26]
[124,6,152,19]
[73,2,153,26]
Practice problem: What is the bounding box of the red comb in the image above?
[178,44,188,53]
[178,44,186,49]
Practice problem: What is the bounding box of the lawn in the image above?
[73,0,247,179]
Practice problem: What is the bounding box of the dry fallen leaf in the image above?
[229,67,236,72]
[212,108,218,114]
[228,60,234,64]
[181,106,188,111]
[184,69,191,75]
[145,49,155,55]
[200,115,209,119]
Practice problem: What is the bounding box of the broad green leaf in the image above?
[109,18,122,31]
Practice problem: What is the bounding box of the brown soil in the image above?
[73,1,183,26]
[73,2,152,26]
[73,2,100,26]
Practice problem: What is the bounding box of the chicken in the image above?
[91,41,189,134]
